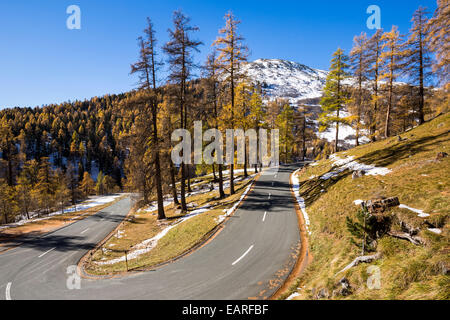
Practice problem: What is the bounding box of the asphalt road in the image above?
[0,164,302,300]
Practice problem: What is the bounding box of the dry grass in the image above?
[289,113,449,300]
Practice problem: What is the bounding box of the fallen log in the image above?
[388,231,424,245]
[336,252,382,275]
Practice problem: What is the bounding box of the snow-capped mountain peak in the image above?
[242,59,328,102]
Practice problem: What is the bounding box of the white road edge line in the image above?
[38,247,56,258]
[232,245,254,266]
[80,228,89,234]
[5,282,11,300]
[262,211,267,222]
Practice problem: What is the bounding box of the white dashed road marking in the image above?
[38,247,56,258]
[232,245,254,266]
[5,282,11,300]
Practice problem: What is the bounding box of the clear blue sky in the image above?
[0,0,437,109]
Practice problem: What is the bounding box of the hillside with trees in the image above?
[0,1,448,230]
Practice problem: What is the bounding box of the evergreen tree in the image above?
[319,48,351,152]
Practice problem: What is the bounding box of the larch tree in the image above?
[16,173,34,220]
[276,103,295,163]
[319,48,351,152]
[0,178,17,224]
[350,32,370,146]
[380,26,405,138]
[131,17,166,219]
[79,171,95,198]
[204,51,225,198]
[426,0,449,84]
[367,29,384,141]
[213,11,248,195]
[404,6,433,124]
[296,103,315,161]
[248,87,265,172]
[163,10,202,212]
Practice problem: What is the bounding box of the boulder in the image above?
[436,152,448,160]
[352,170,366,179]
[364,197,400,213]
[333,277,352,297]
[314,288,329,299]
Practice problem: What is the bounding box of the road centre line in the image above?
[38,247,56,258]
[232,245,254,266]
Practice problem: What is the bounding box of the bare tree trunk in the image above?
[169,156,179,205]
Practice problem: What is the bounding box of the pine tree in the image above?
[163,10,202,212]
[319,48,351,152]
[380,26,405,138]
[350,32,370,146]
[404,6,433,124]
[213,11,248,195]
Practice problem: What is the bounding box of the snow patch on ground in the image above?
[353,200,431,218]
[320,154,391,180]
[286,292,301,300]
[427,228,442,234]
[399,204,430,218]
[291,168,311,235]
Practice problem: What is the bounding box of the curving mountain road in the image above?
[0,164,302,300]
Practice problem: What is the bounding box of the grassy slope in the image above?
[85,172,257,275]
[291,113,449,300]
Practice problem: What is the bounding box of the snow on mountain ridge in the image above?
[242,59,328,102]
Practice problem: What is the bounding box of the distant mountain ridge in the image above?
[242,58,328,102]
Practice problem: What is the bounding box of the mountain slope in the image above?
[243,58,366,147]
[288,113,449,300]
[242,59,328,102]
